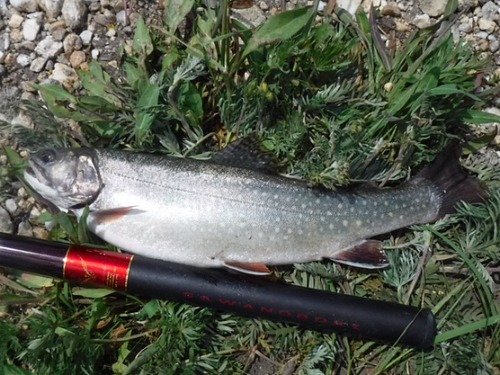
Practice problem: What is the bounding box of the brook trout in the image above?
[24,141,486,274]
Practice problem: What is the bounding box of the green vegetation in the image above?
[1,0,499,373]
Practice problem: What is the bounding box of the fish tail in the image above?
[417,143,488,218]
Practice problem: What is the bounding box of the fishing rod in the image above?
[0,232,436,349]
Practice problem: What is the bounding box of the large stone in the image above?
[10,0,39,12]
[413,14,432,29]
[481,1,499,21]
[34,36,63,58]
[8,13,24,29]
[30,56,47,71]
[36,0,64,18]
[0,0,7,15]
[62,0,88,30]
[50,62,78,88]
[22,18,41,41]
[63,33,82,53]
[232,5,266,27]
[420,0,447,17]
[0,206,13,233]
[478,18,497,33]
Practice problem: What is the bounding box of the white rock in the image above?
[4,198,18,216]
[116,9,126,25]
[0,206,13,233]
[16,53,31,66]
[413,14,432,29]
[91,48,99,59]
[34,36,63,58]
[105,28,116,37]
[481,1,499,21]
[8,13,24,29]
[458,18,473,33]
[50,62,78,85]
[489,38,499,53]
[18,220,33,237]
[63,33,83,53]
[10,0,38,12]
[69,50,85,67]
[22,18,41,41]
[79,29,93,45]
[0,33,9,51]
[478,18,497,33]
[62,0,88,30]
[232,6,266,27]
[420,0,447,17]
[36,0,64,18]
[336,0,362,15]
[0,0,7,15]
[30,56,47,71]
[10,28,23,43]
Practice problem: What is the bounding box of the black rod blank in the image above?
[0,233,436,349]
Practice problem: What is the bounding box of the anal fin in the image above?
[224,261,272,275]
[331,240,388,269]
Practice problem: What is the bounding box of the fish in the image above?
[23,139,486,275]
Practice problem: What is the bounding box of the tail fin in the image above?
[417,143,488,218]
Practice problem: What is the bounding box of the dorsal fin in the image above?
[210,136,280,174]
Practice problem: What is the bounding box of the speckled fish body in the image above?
[24,145,485,271]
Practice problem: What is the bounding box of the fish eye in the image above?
[39,150,57,164]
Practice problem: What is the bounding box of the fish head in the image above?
[24,148,101,210]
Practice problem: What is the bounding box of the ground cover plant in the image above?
[1,0,500,373]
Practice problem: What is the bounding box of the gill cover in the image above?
[25,149,102,210]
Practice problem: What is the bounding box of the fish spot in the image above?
[287,228,293,234]
[329,223,334,230]
[275,217,281,223]
[374,202,378,206]
[399,215,404,220]
[384,201,389,206]
[270,235,275,241]
[316,198,321,204]
[350,207,355,213]
[258,232,264,238]
[356,220,362,226]
[301,204,307,209]
[362,201,367,206]
[337,203,343,209]
[326,210,332,215]
[298,229,304,235]
[274,194,279,199]
[388,212,394,218]
[283,235,289,240]
[275,227,280,233]
[342,220,349,227]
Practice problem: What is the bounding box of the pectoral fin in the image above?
[89,206,145,225]
[224,261,272,275]
[331,240,388,269]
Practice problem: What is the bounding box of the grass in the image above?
[1,0,500,373]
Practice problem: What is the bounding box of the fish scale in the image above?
[23,141,486,274]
